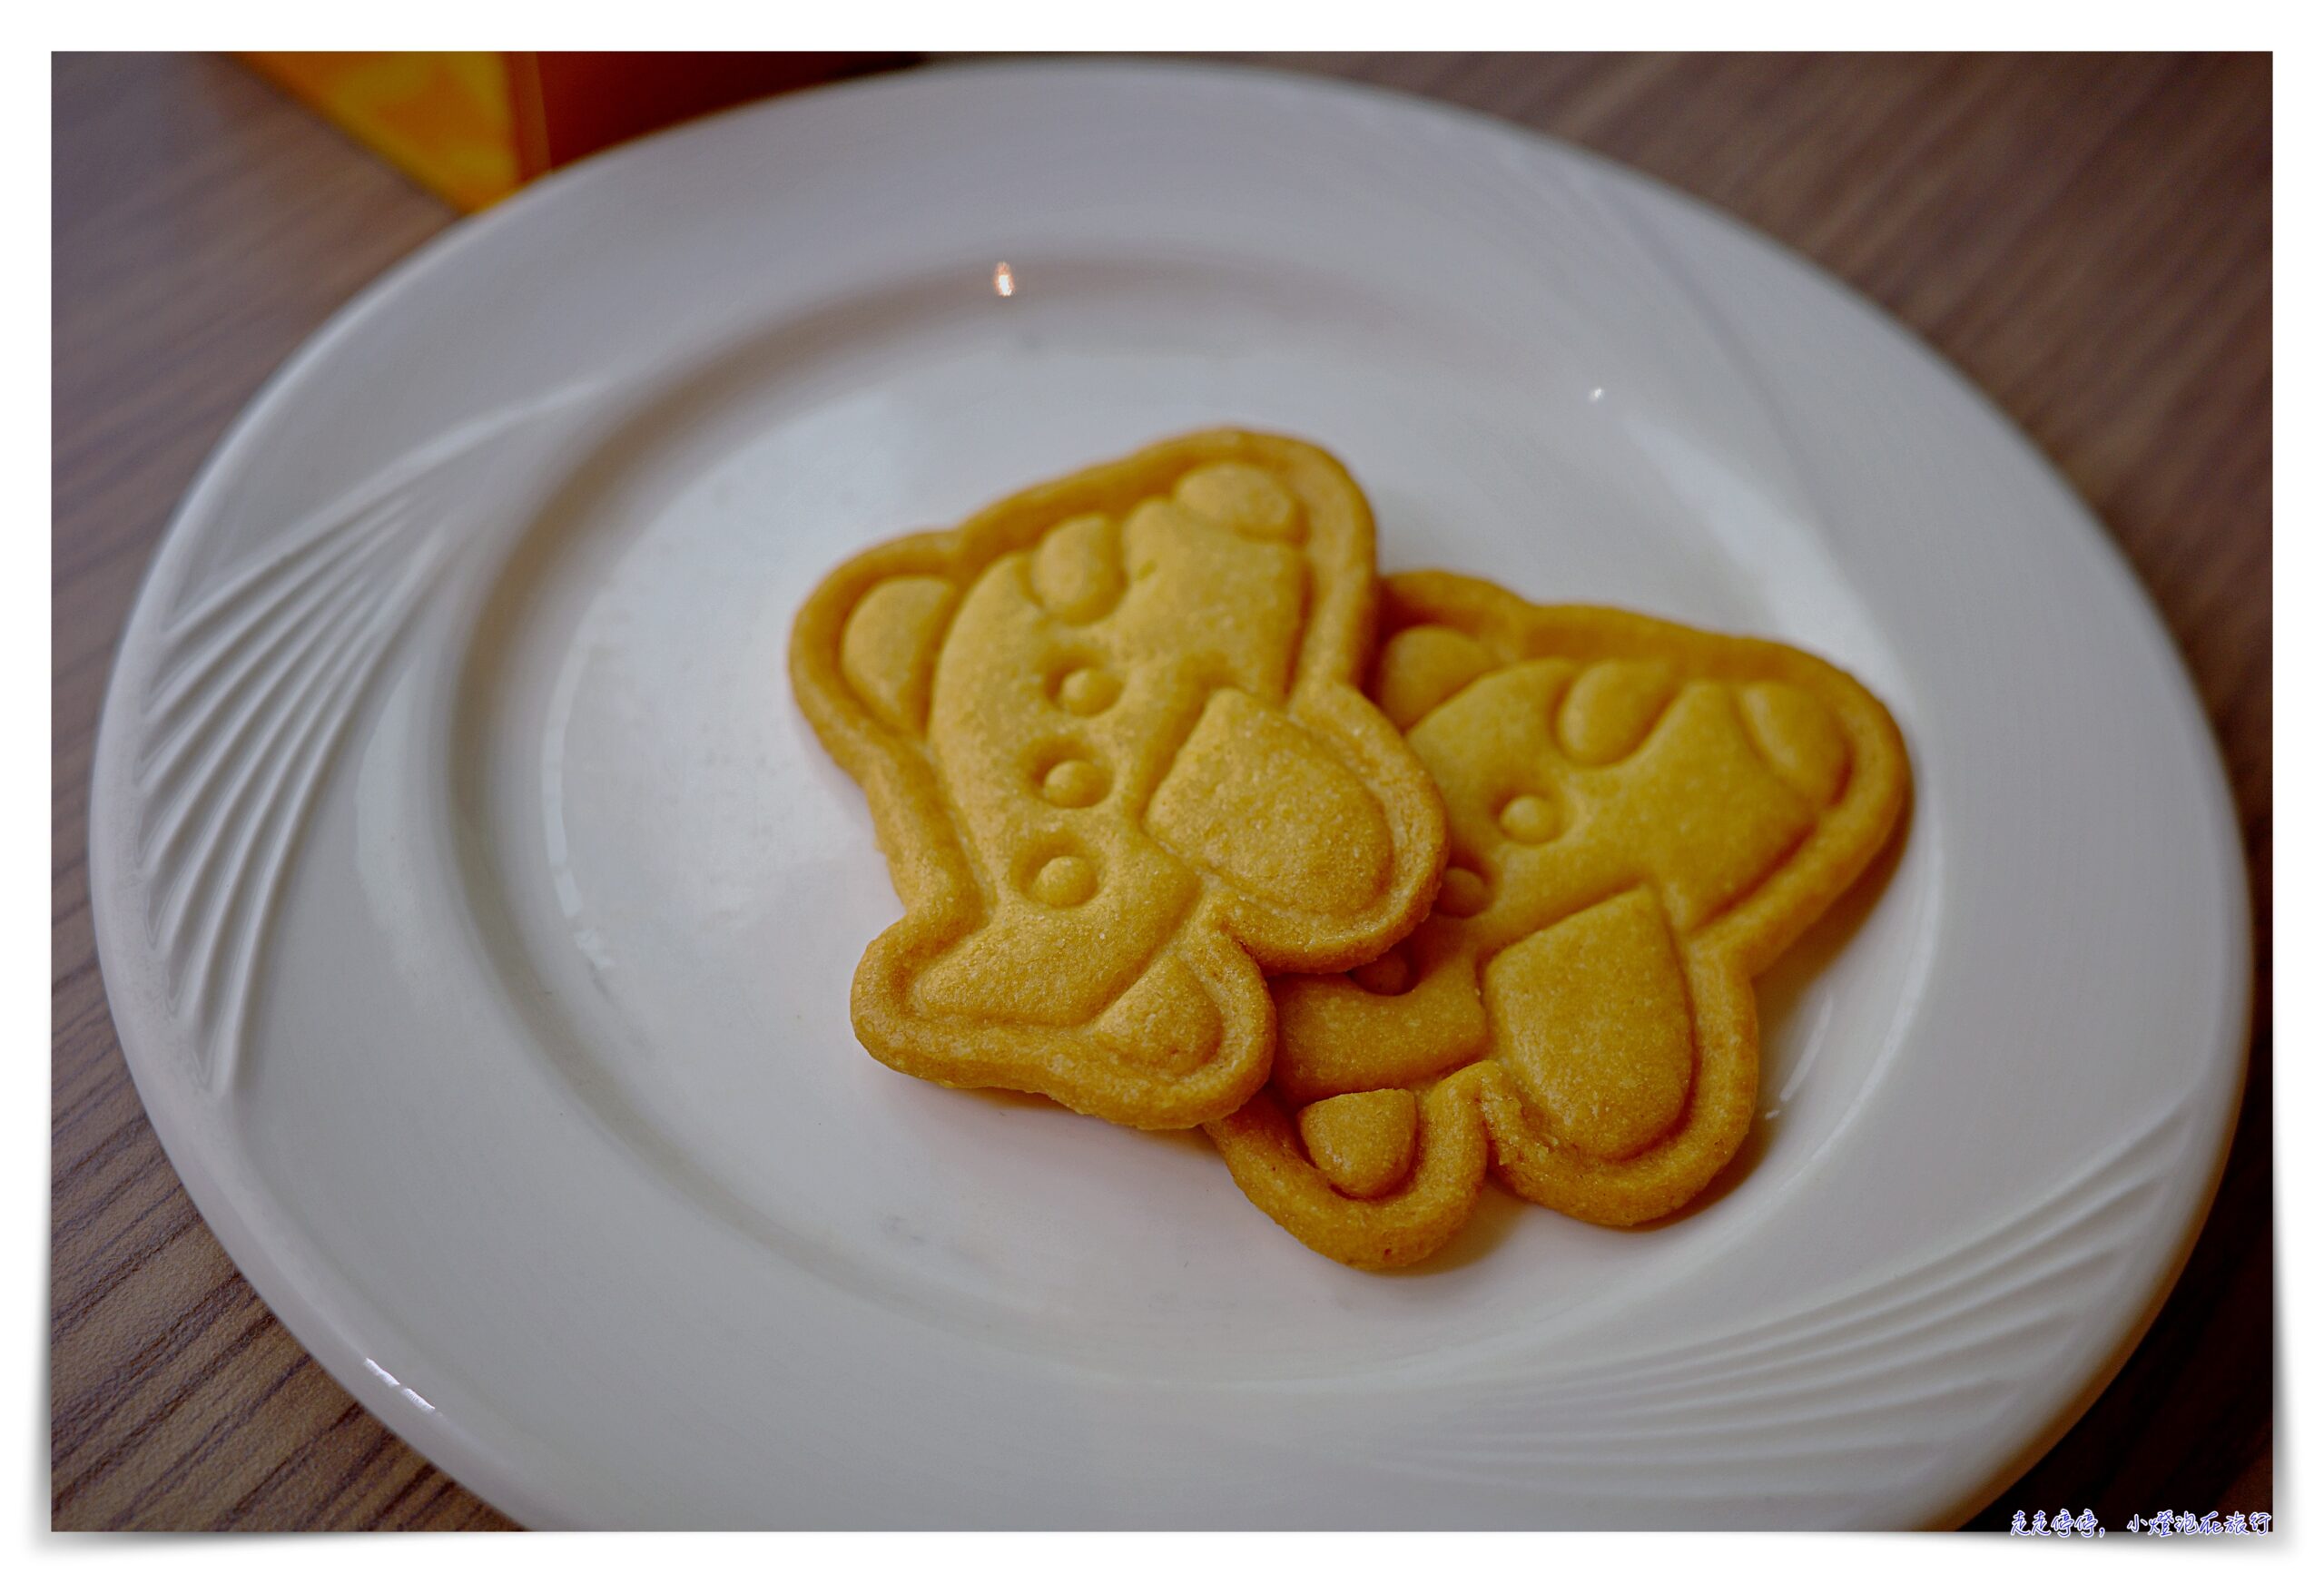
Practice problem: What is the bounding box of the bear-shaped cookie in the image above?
[790,432,1447,1130]
[1206,572,1910,1264]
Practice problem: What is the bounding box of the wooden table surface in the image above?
[53,52,2271,1531]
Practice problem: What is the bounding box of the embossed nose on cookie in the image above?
[791,433,1447,1132]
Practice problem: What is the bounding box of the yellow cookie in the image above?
[1207,572,1910,1266]
[790,432,1448,1130]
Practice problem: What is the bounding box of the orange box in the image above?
[245,52,909,211]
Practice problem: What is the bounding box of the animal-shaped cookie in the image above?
[791,432,1448,1130]
[1207,572,1909,1266]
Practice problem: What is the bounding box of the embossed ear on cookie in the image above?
[788,532,990,932]
[792,535,963,749]
[836,571,957,739]
[1373,619,1497,731]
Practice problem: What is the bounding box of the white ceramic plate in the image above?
[91,62,2250,1529]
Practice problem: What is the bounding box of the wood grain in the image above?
[53,52,2270,1530]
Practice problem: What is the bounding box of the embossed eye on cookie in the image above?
[789,430,1450,1131]
[1206,572,1911,1270]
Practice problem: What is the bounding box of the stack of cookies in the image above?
[791,430,1908,1269]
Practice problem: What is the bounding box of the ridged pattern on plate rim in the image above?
[130,390,591,1092]
[1374,1097,2195,1505]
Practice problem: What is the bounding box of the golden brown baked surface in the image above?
[790,431,1448,1129]
[1207,571,1910,1267]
